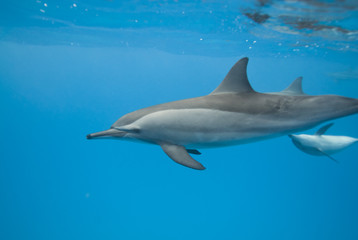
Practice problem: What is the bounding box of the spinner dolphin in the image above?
[87,58,358,170]
[289,123,358,162]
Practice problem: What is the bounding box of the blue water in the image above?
[1,1,358,239]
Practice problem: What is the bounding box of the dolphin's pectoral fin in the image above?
[315,123,334,136]
[317,148,339,163]
[160,144,206,170]
[186,149,202,155]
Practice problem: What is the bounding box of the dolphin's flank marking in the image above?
[87,57,358,170]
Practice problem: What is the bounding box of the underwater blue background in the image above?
[1,0,358,239]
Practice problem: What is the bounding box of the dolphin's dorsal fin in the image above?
[210,57,254,95]
[315,123,334,135]
[281,77,305,96]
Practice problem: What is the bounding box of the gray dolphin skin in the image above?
[87,57,358,170]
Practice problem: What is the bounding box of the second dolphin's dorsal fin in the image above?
[210,57,254,95]
[281,77,305,96]
[315,123,334,135]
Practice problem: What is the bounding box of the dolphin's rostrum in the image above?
[87,58,358,170]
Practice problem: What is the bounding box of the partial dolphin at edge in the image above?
[289,123,358,162]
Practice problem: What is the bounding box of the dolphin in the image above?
[289,123,358,162]
[87,57,358,170]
